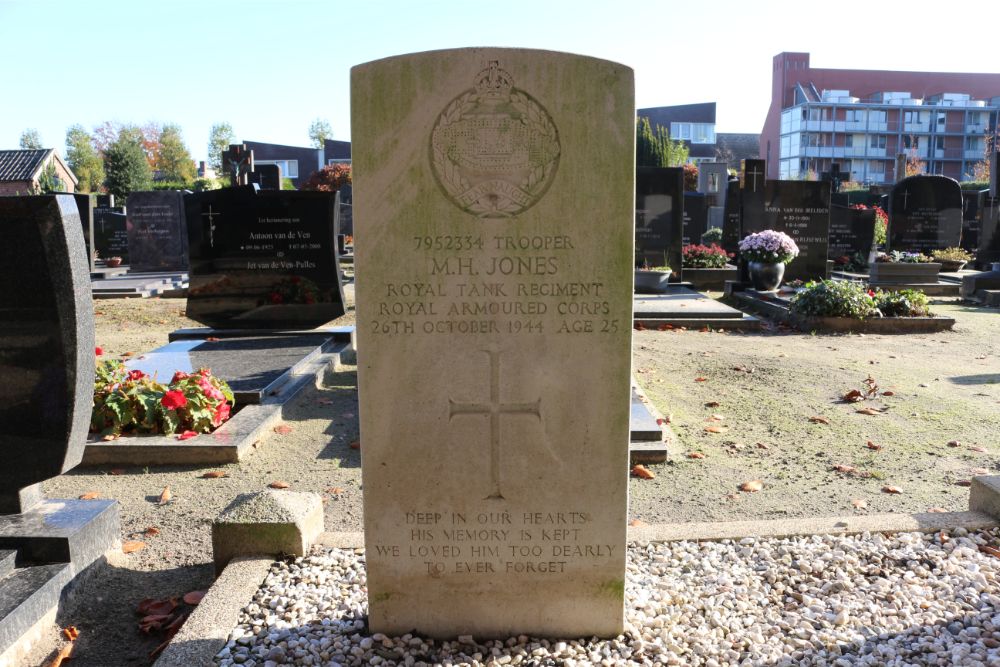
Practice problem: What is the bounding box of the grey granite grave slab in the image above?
[125,334,334,404]
[630,388,661,441]
[634,288,746,319]
[212,490,323,573]
[0,563,72,658]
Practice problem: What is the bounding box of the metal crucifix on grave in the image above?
[201,204,219,248]
[448,349,541,501]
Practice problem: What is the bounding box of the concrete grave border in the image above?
[151,477,1000,667]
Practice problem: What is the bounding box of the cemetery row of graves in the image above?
[1,48,998,666]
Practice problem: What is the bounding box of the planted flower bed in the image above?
[681,243,737,290]
[870,251,941,284]
[731,281,955,334]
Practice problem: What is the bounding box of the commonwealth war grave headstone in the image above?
[353,48,633,638]
[635,167,683,272]
[0,195,119,657]
[125,190,189,272]
[888,175,962,253]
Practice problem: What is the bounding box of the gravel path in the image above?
[218,528,1000,667]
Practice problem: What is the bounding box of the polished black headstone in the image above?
[126,191,189,272]
[184,185,345,329]
[742,159,767,211]
[960,190,986,251]
[251,164,282,190]
[829,205,875,261]
[888,175,962,253]
[95,194,114,208]
[635,167,683,271]
[71,194,94,270]
[979,195,1000,268]
[743,180,831,282]
[682,192,707,246]
[721,179,742,256]
[339,201,353,237]
[92,206,128,262]
[0,196,94,513]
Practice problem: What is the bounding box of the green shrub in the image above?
[875,289,930,317]
[932,247,972,262]
[790,280,877,319]
[682,243,731,268]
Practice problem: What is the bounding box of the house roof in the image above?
[0,149,50,182]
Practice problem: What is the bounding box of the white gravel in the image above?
[216,528,1000,666]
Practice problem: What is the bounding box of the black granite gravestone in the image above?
[743,180,831,282]
[251,164,282,190]
[888,175,962,253]
[682,192,707,246]
[126,191,189,272]
[960,190,986,252]
[92,206,128,263]
[635,167,683,273]
[95,194,114,208]
[184,185,345,329]
[0,195,119,655]
[71,194,94,270]
[829,205,876,261]
[339,201,353,237]
[979,195,1000,268]
[721,179,742,256]
[742,159,767,213]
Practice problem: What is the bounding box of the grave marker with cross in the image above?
[222,144,254,187]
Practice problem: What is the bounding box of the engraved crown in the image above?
[475,60,513,98]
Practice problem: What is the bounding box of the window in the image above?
[903,136,919,149]
[869,110,887,124]
[845,109,865,123]
[904,111,916,123]
[936,137,946,150]
[670,122,691,140]
[255,159,299,178]
[845,135,853,147]
[870,135,886,149]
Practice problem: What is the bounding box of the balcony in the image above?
[845,121,866,131]
[868,122,888,131]
[903,122,930,133]
[845,146,867,157]
[965,149,985,159]
[867,148,887,157]
[966,124,987,134]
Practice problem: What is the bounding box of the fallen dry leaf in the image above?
[200,471,226,479]
[709,414,725,421]
[183,590,206,605]
[631,465,655,480]
[61,626,79,641]
[866,440,882,451]
[79,491,100,500]
[120,351,134,357]
[144,526,160,536]
[628,518,648,527]
[842,389,864,403]
[881,485,903,494]
[705,401,721,408]
[955,480,973,487]
[927,507,947,513]
[739,480,763,493]
[122,540,145,554]
[137,597,179,617]
[947,440,961,447]
[969,446,988,453]
[856,407,883,416]
[756,442,770,450]
[851,499,867,509]
[882,391,895,396]
[694,377,708,382]
[269,480,290,489]
[158,486,172,505]
[634,322,646,331]
[809,416,831,425]
[349,440,361,450]
[176,430,198,441]
[704,425,728,434]
[687,452,705,459]
[273,424,293,435]
[326,487,345,494]
[978,545,1000,559]
[205,336,221,342]
[46,643,73,667]
[832,464,858,474]
[110,468,125,476]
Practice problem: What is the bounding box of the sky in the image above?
[1,0,996,164]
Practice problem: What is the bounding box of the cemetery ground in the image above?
[26,294,998,665]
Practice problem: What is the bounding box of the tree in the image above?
[904,148,926,177]
[207,122,234,175]
[300,163,351,192]
[969,133,994,183]
[636,117,689,168]
[682,162,699,192]
[65,125,105,193]
[308,118,333,149]
[35,161,64,192]
[19,128,42,149]
[104,129,152,200]
[157,124,196,184]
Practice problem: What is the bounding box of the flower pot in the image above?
[748,261,785,292]
[938,259,967,273]
[105,258,123,267]
[634,269,672,294]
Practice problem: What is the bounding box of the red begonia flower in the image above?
[161,390,187,410]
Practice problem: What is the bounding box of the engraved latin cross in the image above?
[747,166,763,192]
[449,350,541,501]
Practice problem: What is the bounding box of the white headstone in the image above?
[352,47,634,638]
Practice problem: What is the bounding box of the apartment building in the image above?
[761,52,1000,185]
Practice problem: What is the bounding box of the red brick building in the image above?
[0,149,78,195]
[761,52,1000,184]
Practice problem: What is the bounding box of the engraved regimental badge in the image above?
[431,60,561,218]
